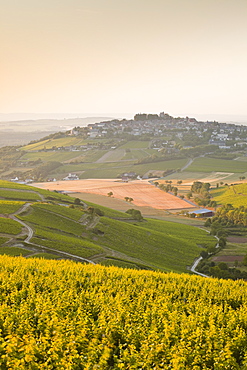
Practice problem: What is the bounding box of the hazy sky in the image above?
[1,0,247,117]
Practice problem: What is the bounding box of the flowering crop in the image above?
[0,256,246,369]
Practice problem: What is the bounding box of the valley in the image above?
[0,112,247,279]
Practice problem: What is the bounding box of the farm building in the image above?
[188,208,214,218]
[63,173,79,181]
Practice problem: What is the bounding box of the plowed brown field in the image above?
[34,179,196,210]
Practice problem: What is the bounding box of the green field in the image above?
[118,140,150,149]
[21,151,87,163]
[122,149,156,161]
[0,189,41,201]
[28,252,61,259]
[0,200,25,214]
[0,181,77,204]
[32,228,103,259]
[32,202,84,221]
[0,246,30,256]
[96,149,126,162]
[82,200,131,218]
[0,237,8,246]
[188,157,247,173]
[95,217,215,272]
[19,206,84,236]
[21,137,87,151]
[56,158,187,179]
[234,156,247,162]
[0,218,22,235]
[15,195,216,272]
[211,183,247,207]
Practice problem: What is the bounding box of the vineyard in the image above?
[0,189,41,201]
[0,217,22,235]
[0,200,25,215]
[0,180,216,272]
[0,256,246,369]
[18,202,215,272]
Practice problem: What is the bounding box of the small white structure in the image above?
[63,173,79,181]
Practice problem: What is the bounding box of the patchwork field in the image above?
[156,170,247,184]
[34,179,196,210]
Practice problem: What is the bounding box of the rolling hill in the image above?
[0,181,215,273]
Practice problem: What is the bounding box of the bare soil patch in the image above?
[212,255,244,263]
[227,236,247,243]
[34,179,195,210]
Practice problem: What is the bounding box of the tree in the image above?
[87,207,95,214]
[129,198,133,203]
[107,192,113,197]
[204,218,211,227]
[134,113,147,121]
[243,254,247,266]
[74,198,81,205]
[124,197,129,202]
[126,209,143,221]
[94,208,104,217]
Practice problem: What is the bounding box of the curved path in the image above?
[7,202,96,265]
[190,230,219,277]
[190,256,208,277]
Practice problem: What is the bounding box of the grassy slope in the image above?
[95,217,215,272]
[0,180,76,203]
[82,200,131,218]
[18,199,215,272]
[0,180,216,272]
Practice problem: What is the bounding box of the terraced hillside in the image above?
[0,181,215,273]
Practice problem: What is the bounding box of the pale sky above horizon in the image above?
[1,0,247,117]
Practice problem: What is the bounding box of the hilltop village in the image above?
[76,112,247,149]
[1,112,247,184]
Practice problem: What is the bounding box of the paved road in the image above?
[190,256,209,278]
[190,231,219,277]
[181,158,194,171]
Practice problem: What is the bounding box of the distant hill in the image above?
[0,117,114,147]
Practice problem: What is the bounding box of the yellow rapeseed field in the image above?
[0,256,247,369]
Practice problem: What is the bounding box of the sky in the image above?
[1,0,247,118]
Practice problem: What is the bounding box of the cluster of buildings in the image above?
[75,113,247,150]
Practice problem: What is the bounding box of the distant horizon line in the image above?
[1,112,247,123]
